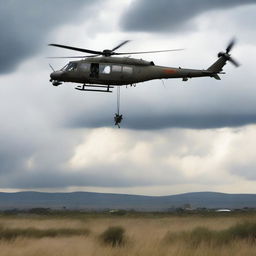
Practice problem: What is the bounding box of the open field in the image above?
[0,212,256,256]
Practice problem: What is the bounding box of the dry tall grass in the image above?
[0,213,255,256]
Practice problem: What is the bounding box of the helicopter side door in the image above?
[76,62,90,82]
[90,63,99,78]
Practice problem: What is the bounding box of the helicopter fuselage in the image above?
[50,56,215,87]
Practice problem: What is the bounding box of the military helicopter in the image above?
[48,39,239,127]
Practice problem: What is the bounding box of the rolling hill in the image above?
[0,191,255,211]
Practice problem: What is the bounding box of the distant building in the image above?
[215,209,231,212]
[109,209,119,213]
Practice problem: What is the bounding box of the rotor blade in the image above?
[113,48,184,55]
[47,56,87,59]
[228,57,240,67]
[48,44,103,55]
[226,38,236,53]
[111,40,130,52]
[87,54,101,57]
[47,54,102,59]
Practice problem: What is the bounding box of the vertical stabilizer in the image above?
[207,39,239,74]
[207,56,227,73]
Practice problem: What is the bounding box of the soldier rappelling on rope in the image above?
[114,86,123,128]
[114,113,123,128]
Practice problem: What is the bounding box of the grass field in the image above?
[0,212,255,256]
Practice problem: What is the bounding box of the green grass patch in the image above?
[165,221,256,247]
[0,227,90,240]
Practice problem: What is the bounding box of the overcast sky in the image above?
[0,0,256,195]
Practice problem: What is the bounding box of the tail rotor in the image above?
[217,38,240,67]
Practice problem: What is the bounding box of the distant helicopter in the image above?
[48,39,239,127]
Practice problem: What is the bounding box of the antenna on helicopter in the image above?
[49,64,55,72]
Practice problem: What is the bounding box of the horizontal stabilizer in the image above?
[213,74,221,80]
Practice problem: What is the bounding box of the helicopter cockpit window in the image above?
[61,64,68,71]
[100,64,111,74]
[62,62,78,71]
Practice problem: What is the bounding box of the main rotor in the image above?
[48,40,184,58]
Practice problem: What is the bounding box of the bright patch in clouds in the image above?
[66,126,256,194]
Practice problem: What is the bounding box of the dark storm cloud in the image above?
[0,154,184,189]
[231,164,256,180]
[0,0,99,74]
[0,128,81,189]
[67,113,256,130]
[125,113,256,130]
[0,130,38,174]
[1,168,160,189]
[121,0,256,32]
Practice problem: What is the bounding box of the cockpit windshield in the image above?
[61,62,78,71]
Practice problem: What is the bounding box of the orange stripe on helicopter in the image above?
[163,68,177,74]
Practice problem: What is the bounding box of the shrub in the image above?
[225,222,256,241]
[100,226,125,247]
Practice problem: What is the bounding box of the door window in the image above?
[122,66,133,74]
[79,62,90,71]
[99,64,111,74]
[112,65,122,72]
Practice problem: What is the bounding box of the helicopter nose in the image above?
[50,71,63,80]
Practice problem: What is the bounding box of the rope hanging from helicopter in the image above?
[114,86,123,128]
[117,86,120,115]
